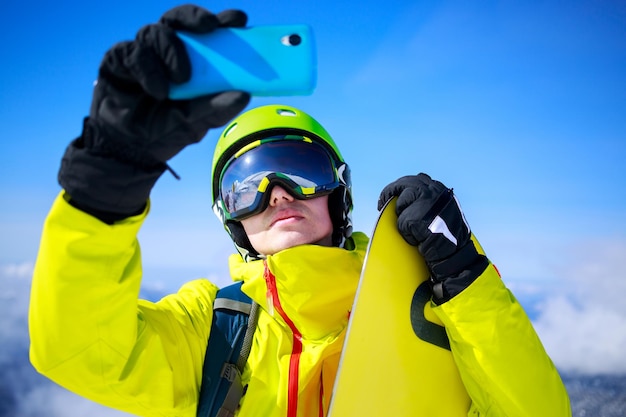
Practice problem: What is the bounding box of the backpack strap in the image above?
[196,282,259,417]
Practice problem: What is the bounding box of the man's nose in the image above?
[269,185,295,206]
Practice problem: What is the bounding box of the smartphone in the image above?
[169,24,317,99]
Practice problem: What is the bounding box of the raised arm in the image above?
[29,5,249,416]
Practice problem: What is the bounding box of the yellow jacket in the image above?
[30,193,570,416]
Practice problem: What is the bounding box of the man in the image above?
[29,4,571,417]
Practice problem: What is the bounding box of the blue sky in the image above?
[1,0,626,383]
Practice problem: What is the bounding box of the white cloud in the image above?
[0,262,35,278]
[531,238,626,374]
[18,384,133,417]
[0,262,32,363]
[534,296,626,374]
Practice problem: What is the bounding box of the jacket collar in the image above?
[228,232,368,340]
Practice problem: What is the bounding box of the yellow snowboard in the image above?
[328,198,471,416]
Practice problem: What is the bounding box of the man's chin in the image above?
[259,231,324,255]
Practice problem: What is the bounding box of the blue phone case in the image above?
[169,24,317,99]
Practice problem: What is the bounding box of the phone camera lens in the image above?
[281,34,302,46]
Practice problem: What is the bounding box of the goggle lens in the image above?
[219,138,340,220]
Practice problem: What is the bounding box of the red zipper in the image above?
[319,373,324,417]
[264,261,303,417]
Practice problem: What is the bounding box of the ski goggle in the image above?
[216,136,345,221]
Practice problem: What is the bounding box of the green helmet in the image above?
[211,104,353,260]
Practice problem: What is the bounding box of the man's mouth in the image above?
[269,209,304,226]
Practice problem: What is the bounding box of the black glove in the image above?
[59,5,251,223]
[378,173,489,304]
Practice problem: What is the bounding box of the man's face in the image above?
[240,185,333,255]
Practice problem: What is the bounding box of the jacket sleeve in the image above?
[29,192,219,417]
[434,263,571,417]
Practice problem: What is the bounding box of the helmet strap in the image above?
[226,220,263,262]
[328,187,353,247]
